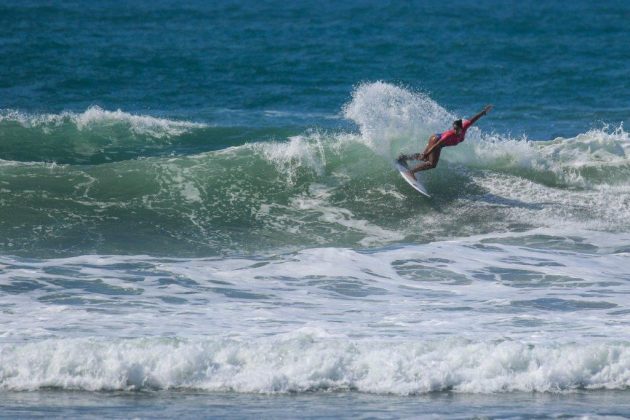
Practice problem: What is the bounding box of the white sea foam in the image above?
[3,335,630,394]
[343,81,453,157]
[445,125,630,187]
[251,133,329,184]
[0,228,629,394]
[0,228,628,342]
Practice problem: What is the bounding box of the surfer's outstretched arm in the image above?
[468,104,493,125]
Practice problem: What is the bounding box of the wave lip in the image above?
[2,335,630,394]
[0,106,207,138]
[0,106,210,164]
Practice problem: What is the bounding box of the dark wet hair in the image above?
[453,119,463,129]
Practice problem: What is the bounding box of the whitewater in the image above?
[1,82,629,406]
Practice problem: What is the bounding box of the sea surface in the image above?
[1,0,629,418]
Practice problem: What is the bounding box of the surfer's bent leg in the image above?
[421,134,440,159]
[409,136,442,174]
[399,134,440,164]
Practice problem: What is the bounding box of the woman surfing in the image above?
[398,105,493,177]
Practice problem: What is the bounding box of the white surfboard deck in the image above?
[395,161,431,197]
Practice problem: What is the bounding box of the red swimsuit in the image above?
[439,119,472,146]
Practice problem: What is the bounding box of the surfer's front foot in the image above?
[397,154,407,164]
[406,170,416,180]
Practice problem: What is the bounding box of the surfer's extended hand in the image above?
[483,104,493,115]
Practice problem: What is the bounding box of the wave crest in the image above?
[0,106,212,164]
[0,106,206,137]
[2,335,630,394]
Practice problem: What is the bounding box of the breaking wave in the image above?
[3,334,630,394]
[0,83,628,256]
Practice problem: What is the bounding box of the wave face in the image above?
[1,83,628,257]
[0,106,235,164]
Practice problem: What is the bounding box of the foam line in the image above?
[2,335,630,393]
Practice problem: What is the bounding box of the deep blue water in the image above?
[1,0,628,138]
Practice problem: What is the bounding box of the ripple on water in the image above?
[511,298,617,312]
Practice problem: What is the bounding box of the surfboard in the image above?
[395,161,431,197]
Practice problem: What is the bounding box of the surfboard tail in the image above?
[395,161,431,197]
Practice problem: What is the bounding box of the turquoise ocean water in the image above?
[1,1,630,417]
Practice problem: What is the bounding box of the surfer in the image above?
[398,105,493,176]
